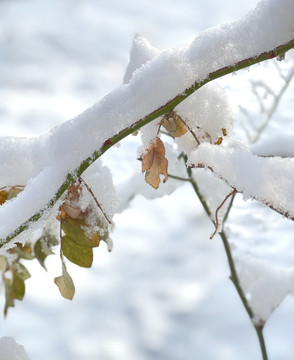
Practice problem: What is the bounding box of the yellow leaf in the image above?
[54,263,75,300]
[62,236,94,268]
[142,138,168,189]
[161,113,187,138]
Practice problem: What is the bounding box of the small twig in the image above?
[79,178,112,225]
[251,64,294,143]
[210,189,237,239]
[168,173,191,182]
[171,110,201,146]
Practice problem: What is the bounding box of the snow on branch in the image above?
[0,0,294,250]
[188,143,294,221]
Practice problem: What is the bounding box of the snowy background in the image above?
[1,0,294,359]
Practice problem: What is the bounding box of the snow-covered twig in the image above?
[189,143,294,223]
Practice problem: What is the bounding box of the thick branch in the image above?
[2,38,294,248]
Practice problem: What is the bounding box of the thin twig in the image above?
[79,177,112,224]
[168,173,191,182]
[252,64,294,143]
[171,110,200,145]
[210,189,237,239]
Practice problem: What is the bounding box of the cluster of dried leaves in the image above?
[0,180,111,315]
[55,181,110,300]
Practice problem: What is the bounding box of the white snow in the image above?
[1,0,294,359]
[0,337,30,360]
[236,255,294,325]
[189,143,294,218]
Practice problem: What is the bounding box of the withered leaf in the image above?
[54,263,75,300]
[142,137,168,189]
[161,113,187,138]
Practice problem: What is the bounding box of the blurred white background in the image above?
[2,0,294,359]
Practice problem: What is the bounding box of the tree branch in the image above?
[1,38,294,248]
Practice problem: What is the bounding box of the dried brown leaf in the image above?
[142,138,168,189]
[161,113,187,138]
[54,263,75,300]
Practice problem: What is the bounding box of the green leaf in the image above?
[54,263,75,300]
[4,277,15,316]
[34,238,54,270]
[11,274,25,300]
[62,218,100,248]
[62,235,93,268]
[14,263,31,281]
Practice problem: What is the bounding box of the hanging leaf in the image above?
[142,137,168,189]
[11,275,25,301]
[54,263,75,300]
[161,113,187,138]
[11,263,30,301]
[62,236,94,268]
[3,263,30,316]
[4,277,15,317]
[61,218,100,248]
[57,180,109,269]
[34,238,54,270]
